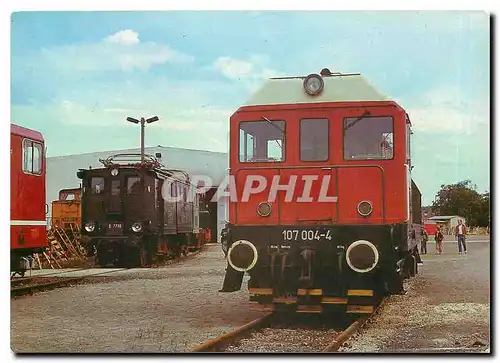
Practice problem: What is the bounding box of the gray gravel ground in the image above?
[11,244,267,353]
[340,239,490,353]
[224,326,340,353]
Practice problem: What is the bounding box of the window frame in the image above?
[126,176,143,195]
[90,177,105,195]
[299,118,330,162]
[21,138,43,176]
[238,120,286,163]
[342,115,395,161]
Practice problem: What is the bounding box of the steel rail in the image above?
[11,268,129,297]
[190,313,274,352]
[322,297,387,352]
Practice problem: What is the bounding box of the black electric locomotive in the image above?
[77,153,205,267]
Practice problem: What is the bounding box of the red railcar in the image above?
[11,124,48,275]
[220,70,423,314]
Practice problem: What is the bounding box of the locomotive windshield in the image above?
[300,118,329,161]
[239,120,285,162]
[343,116,394,160]
[91,177,105,194]
[126,176,142,194]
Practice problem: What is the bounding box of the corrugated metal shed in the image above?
[244,73,391,107]
[46,146,229,220]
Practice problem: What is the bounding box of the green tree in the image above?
[431,180,490,227]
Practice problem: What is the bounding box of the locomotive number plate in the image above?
[108,222,123,229]
[281,229,332,242]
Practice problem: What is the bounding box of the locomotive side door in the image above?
[156,178,164,234]
[163,178,177,235]
[142,173,156,232]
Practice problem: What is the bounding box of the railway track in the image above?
[191,299,385,353]
[10,245,207,297]
[191,314,370,353]
[10,267,92,287]
[10,268,129,297]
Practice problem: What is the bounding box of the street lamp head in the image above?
[126,117,140,124]
[146,116,159,124]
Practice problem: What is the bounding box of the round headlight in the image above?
[84,221,96,233]
[346,240,379,273]
[303,73,324,96]
[131,222,143,233]
[357,200,373,217]
[111,168,119,176]
[227,240,258,272]
[257,202,272,217]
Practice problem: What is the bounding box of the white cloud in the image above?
[20,30,193,74]
[213,55,283,90]
[105,29,140,45]
[404,87,489,134]
[17,92,233,132]
[214,57,255,79]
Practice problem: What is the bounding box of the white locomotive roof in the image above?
[244,73,392,107]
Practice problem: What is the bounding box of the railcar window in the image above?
[343,116,394,160]
[91,177,105,195]
[127,176,142,195]
[239,120,285,162]
[22,139,43,175]
[170,182,176,198]
[300,118,329,161]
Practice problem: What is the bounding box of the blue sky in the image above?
[10,11,490,204]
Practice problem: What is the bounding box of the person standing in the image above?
[421,228,429,254]
[455,219,467,255]
[435,226,444,254]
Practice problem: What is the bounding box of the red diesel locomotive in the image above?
[220,69,423,314]
[11,124,48,276]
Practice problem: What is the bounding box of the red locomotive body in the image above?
[229,100,408,225]
[10,124,48,274]
[220,70,423,314]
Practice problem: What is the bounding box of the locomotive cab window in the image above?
[239,120,285,162]
[343,116,394,160]
[22,139,42,175]
[300,118,329,161]
[111,180,120,196]
[91,177,105,195]
[126,176,142,195]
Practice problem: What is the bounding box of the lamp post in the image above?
[126,116,159,162]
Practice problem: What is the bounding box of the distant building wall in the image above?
[424,215,467,235]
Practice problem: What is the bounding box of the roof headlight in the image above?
[303,73,324,96]
[111,168,119,176]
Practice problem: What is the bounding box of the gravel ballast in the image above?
[11,244,267,353]
[224,327,340,353]
[340,238,490,353]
